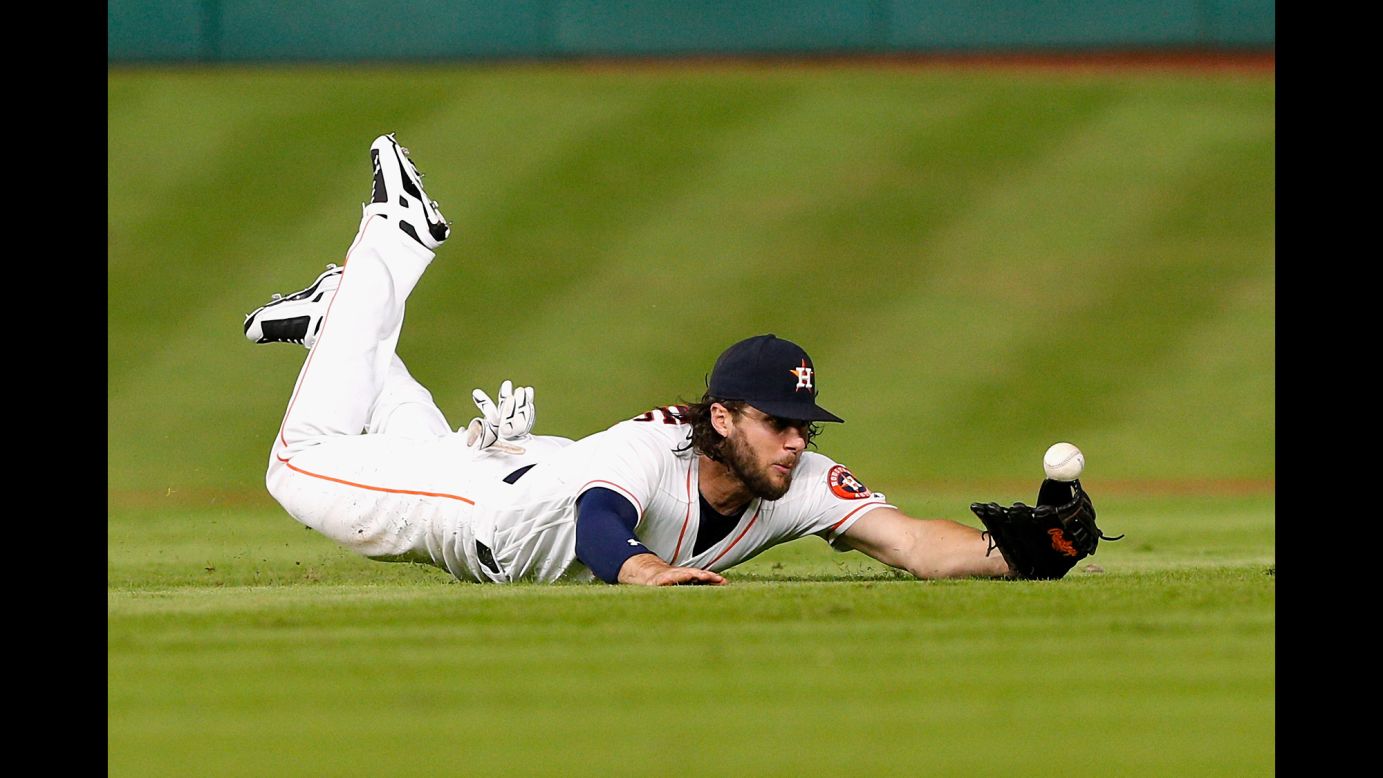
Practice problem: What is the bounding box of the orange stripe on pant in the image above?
[282,458,475,504]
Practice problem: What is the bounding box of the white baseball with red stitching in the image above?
[1043,442,1085,482]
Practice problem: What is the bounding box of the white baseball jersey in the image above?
[451,405,894,583]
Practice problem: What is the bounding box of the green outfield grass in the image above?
[109,63,1273,775]
[109,490,1273,776]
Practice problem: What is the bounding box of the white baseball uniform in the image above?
[266,210,893,583]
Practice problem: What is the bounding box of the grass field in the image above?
[108,63,1274,775]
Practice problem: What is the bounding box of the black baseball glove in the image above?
[970,479,1123,580]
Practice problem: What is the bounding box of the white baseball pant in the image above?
[264,211,484,570]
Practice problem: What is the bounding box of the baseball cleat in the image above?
[365,133,450,250]
[243,264,343,349]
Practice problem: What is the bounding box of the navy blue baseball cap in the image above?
[707,334,844,423]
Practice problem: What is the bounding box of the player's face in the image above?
[722,406,809,500]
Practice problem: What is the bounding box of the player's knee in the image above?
[269,472,426,559]
[265,460,291,507]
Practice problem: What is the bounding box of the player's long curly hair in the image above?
[677,394,821,462]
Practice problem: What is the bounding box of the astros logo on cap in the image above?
[705,334,844,423]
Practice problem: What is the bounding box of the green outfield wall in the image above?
[108,0,1274,63]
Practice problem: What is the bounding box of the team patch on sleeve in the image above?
[827,465,871,500]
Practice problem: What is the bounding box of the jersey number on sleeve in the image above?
[633,405,687,425]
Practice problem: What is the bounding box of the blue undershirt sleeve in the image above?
[575,487,655,584]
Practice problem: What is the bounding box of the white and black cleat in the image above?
[243,264,343,349]
[366,133,450,250]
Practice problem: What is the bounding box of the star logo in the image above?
[827,464,870,500]
[789,359,814,392]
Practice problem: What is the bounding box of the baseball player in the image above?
[245,134,1110,585]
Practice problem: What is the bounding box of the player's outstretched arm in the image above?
[837,507,1013,579]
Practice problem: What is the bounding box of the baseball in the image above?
[1043,442,1085,481]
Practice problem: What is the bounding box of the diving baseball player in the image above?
[244,134,1109,585]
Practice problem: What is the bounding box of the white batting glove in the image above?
[494,380,535,439]
[464,380,536,454]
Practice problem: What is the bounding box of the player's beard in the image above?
[722,431,794,501]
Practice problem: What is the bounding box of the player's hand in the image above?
[495,380,535,439]
[648,567,727,586]
[465,380,535,453]
[618,553,727,586]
